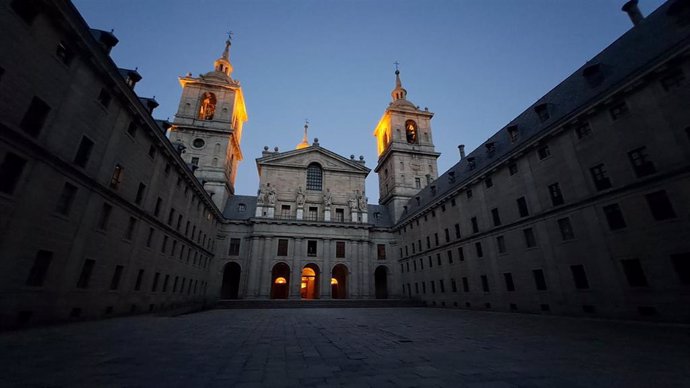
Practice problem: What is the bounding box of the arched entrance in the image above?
[375,266,388,299]
[300,264,320,299]
[221,262,241,299]
[270,262,290,299]
[331,264,348,299]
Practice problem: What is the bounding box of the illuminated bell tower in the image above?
[373,68,440,223]
[169,36,248,210]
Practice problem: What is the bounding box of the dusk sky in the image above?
[72,0,666,202]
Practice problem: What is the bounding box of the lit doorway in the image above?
[270,262,290,299]
[331,264,348,299]
[300,264,320,299]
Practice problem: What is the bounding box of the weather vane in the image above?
[394,61,400,71]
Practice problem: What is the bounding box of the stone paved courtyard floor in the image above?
[1,308,689,387]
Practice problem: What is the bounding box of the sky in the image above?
[72,0,666,202]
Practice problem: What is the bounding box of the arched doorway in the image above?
[221,262,241,299]
[375,266,388,299]
[331,264,348,299]
[271,262,290,299]
[300,264,320,299]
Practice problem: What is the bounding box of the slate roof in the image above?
[397,0,690,225]
[224,195,257,220]
[368,204,394,228]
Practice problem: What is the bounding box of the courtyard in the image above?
[1,307,688,387]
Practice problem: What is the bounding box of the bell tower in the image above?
[373,67,440,223]
[169,35,248,210]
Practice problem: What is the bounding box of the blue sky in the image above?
[72,0,665,201]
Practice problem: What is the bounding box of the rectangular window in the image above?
[55,182,78,216]
[377,244,386,260]
[110,164,123,189]
[167,208,175,225]
[621,259,648,287]
[277,239,288,256]
[336,241,346,258]
[628,147,655,177]
[135,183,146,205]
[458,246,465,261]
[151,272,160,292]
[454,223,461,239]
[508,163,518,175]
[533,269,547,290]
[430,280,436,294]
[437,253,442,266]
[439,279,445,293]
[191,157,199,166]
[434,233,439,246]
[146,227,154,248]
[335,208,344,222]
[590,164,612,190]
[428,256,433,268]
[148,145,156,159]
[124,217,137,240]
[109,265,123,290]
[307,240,317,256]
[570,265,590,289]
[462,277,469,292]
[670,253,690,285]
[134,269,144,291]
[523,228,536,248]
[308,206,318,221]
[76,259,95,289]
[229,238,241,256]
[548,183,564,206]
[481,275,489,292]
[485,176,493,188]
[97,203,112,230]
[603,204,627,230]
[507,126,519,142]
[537,145,551,160]
[415,177,421,188]
[25,250,52,287]
[154,198,162,217]
[504,273,515,292]
[496,235,506,253]
[426,236,431,249]
[20,96,51,136]
[280,205,291,218]
[557,217,575,240]
[517,197,529,217]
[176,214,183,230]
[126,121,137,137]
[491,208,501,226]
[73,136,94,168]
[471,217,479,233]
[645,190,676,221]
[575,122,592,139]
[609,101,629,120]
[447,250,453,264]
[0,152,27,195]
[419,258,423,270]
[97,88,112,108]
[466,189,473,199]
[451,278,457,292]
[444,228,450,243]
[475,241,483,258]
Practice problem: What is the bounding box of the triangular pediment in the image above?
[256,146,371,175]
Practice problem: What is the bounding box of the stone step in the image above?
[213,299,426,309]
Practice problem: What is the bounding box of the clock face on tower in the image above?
[405,120,418,144]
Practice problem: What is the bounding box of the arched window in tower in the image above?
[198,92,217,120]
[405,120,418,144]
[306,163,323,191]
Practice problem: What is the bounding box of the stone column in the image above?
[247,236,262,297]
[321,239,331,299]
[290,238,302,299]
[255,206,263,217]
[258,237,272,298]
[362,242,372,298]
[351,210,358,223]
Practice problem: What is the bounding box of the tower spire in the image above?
[296,120,310,150]
[214,32,234,77]
[391,62,407,101]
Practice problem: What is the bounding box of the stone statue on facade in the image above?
[257,184,266,205]
[267,184,276,205]
[296,186,306,207]
[323,188,332,208]
[359,190,368,212]
[348,193,358,212]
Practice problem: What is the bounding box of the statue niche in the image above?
[405,120,418,144]
[198,92,217,120]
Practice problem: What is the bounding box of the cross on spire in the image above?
[393,61,400,71]
[226,31,234,41]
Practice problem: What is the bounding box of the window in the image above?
[191,157,199,166]
[621,259,648,287]
[466,189,473,199]
[535,104,550,122]
[491,208,501,226]
[97,88,112,108]
[434,233,439,246]
[496,236,506,253]
[73,136,94,167]
[237,204,246,213]
[628,147,655,177]
[454,223,461,239]
[523,228,536,248]
[557,218,575,240]
[336,241,346,258]
[97,203,112,230]
[306,163,323,191]
[603,204,626,230]
[508,163,518,175]
[575,122,592,139]
[110,265,123,290]
[55,182,78,216]
[471,217,479,233]
[475,242,483,258]
[148,145,156,159]
[458,247,465,261]
[124,217,137,240]
[335,208,344,222]
[516,197,529,217]
[229,238,241,255]
[308,206,318,221]
[439,279,445,293]
[507,125,519,142]
[537,145,551,160]
[609,101,629,120]
[467,157,476,170]
[176,214,183,230]
[134,269,144,291]
[533,269,547,290]
[485,142,496,157]
[462,277,469,292]
[504,273,515,291]
[307,240,317,256]
[20,96,51,136]
[485,176,493,188]
[0,152,27,195]
[280,205,291,218]
[447,250,453,264]
[481,275,490,292]
[428,256,432,268]
[430,281,436,294]
[670,253,690,284]
[646,190,676,220]
[146,228,154,248]
[415,177,421,188]
[76,259,95,289]
[570,265,590,289]
[444,228,450,243]
[168,208,175,225]
[589,163,612,189]
[11,0,40,24]
[25,250,52,287]
[660,68,685,91]
[110,164,123,189]
[377,244,386,260]
[437,253,442,266]
[548,183,564,206]
[126,121,137,137]
[451,278,457,292]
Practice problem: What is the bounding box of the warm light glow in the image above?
[373,112,391,156]
[301,282,307,289]
[274,277,286,284]
[331,278,338,285]
[302,267,316,277]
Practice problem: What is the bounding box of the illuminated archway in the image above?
[221,262,241,299]
[375,266,388,299]
[270,262,290,299]
[300,264,320,299]
[331,264,348,299]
